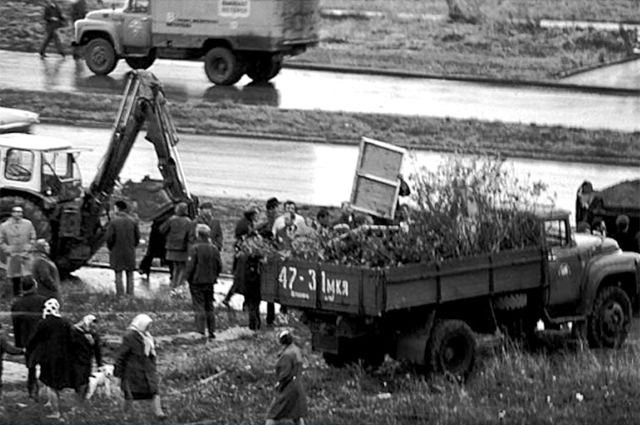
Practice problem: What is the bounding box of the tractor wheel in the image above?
[587,286,631,348]
[246,54,283,83]
[125,50,156,70]
[85,38,118,76]
[0,196,51,269]
[204,47,244,86]
[426,319,476,381]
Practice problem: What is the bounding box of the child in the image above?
[0,322,25,409]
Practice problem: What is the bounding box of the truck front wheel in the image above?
[427,320,476,381]
[85,38,118,76]
[587,286,631,348]
[204,47,244,86]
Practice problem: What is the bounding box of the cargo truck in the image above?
[261,209,640,378]
[72,0,319,85]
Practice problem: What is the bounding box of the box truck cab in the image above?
[73,0,319,85]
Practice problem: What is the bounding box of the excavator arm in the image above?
[89,71,194,214]
[55,71,195,273]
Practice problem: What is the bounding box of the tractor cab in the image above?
[0,133,84,204]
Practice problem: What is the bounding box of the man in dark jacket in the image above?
[223,207,258,307]
[190,202,224,250]
[161,202,192,288]
[31,239,61,302]
[10,277,46,400]
[105,201,140,297]
[186,224,222,338]
[39,0,66,58]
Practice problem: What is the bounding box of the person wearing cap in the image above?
[10,277,46,400]
[186,224,222,338]
[105,200,140,297]
[27,298,75,419]
[190,202,224,250]
[161,202,193,288]
[265,330,307,425]
[0,204,36,297]
[70,314,104,400]
[31,239,61,302]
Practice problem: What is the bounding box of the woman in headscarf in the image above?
[114,314,166,419]
[265,330,307,425]
[26,298,74,419]
[71,314,104,400]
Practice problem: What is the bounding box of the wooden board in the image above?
[350,137,406,220]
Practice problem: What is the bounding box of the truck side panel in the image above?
[151,0,319,51]
[261,258,383,315]
[385,248,544,310]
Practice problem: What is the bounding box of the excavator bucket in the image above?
[120,177,175,222]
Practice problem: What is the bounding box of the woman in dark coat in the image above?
[31,239,61,302]
[265,330,307,425]
[70,314,103,399]
[160,202,192,288]
[114,314,166,419]
[26,298,74,419]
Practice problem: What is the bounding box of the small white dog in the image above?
[86,365,115,400]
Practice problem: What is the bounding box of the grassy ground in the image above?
[2,283,640,424]
[0,0,637,81]
[3,88,639,167]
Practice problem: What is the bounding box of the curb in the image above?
[284,62,640,96]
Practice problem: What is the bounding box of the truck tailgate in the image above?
[261,258,384,315]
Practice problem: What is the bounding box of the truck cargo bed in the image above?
[261,247,545,316]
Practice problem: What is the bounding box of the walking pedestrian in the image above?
[186,224,222,338]
[191,202,224,250]
[160,202,192,288]
[39,0,66,58]
[114,314,167,419]
[138,218,169,280]
[10,278,47,400]
[0,322,25,412]
[70,314,104,400]
[265,330,307,425]
[0,205,37,297]
[31,239,61,302]
[105,200,140,297]
[26,298,75,419]
[70,0,87,25]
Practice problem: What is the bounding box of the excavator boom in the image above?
[90,71,193,213]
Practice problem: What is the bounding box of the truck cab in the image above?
[74,0,319,85]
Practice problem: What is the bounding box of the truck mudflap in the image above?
[260,258,384,315]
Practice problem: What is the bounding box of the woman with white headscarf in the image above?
[26,298,74,419]
[114,313,166,419]
[71,314,103,399]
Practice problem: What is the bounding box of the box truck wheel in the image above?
[126,50,156,70]
[587,286,631,348]
[247,55,282,83]
[85,38,118,76]
[204,47,244,86]
[426,320,476,381]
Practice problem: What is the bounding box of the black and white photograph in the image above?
[0,0,638,423]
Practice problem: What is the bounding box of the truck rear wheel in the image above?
[587,286,631,348]
[426,319,476,381]
[246,55,283,83]
[204,47,244,86]
[125,51,156,70]
[85,38,118,76]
